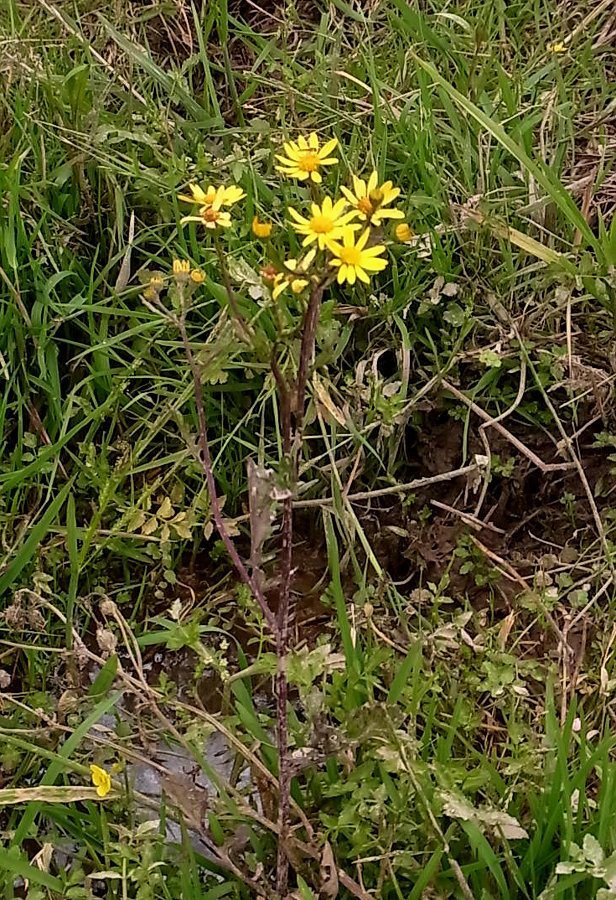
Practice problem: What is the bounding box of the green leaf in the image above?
[0,480,73,595]
[89,655,119,697]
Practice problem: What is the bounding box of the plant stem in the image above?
[294,278,327,438]
[274,278,327,896]
[176,312,277,633]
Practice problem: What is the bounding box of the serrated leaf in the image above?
[171,520,193,540]
[125,509,147,532]
[158,496,174,519]
[583,833,604,868]
[141,516,159,535]
[443,302,466,327]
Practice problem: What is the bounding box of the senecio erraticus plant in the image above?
[141,132,416,897]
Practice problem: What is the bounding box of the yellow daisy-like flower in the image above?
[272,249,317,300]
[547,41,567,53]
[181,187,232,230]
[328,228,388,286]
[252,216,273,239]
[275,133,339,184]
[181,207,232,229]
[177,183,245,208]
[288,196,359,250]
[90,764,112,798]
[341,172,404,226]
[191,269,205,284]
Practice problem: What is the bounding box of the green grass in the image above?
[1,0,616,896]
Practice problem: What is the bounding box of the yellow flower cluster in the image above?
[176,133,414,291]
[277,133,407,286]
[172,258,205,284]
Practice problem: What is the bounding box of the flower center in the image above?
[298,152,321,173]
[357,197,374,215]
[202,207,220,223]
[338,246,362,266]
[309,215,334,233]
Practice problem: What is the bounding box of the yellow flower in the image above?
[190,269,205,284]
[272,249,316,300]
[328,228,388,286]
[288,196,359,250]
[172,259,191,283]
[252,216,273,239]
[177,183,245,208]
[90,764,111,798]
[394,223,414,242]
[181,187,232,230]
[341,172,404,226]
[275,133,339,184]
[547,41,567,53]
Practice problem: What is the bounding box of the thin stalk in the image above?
[274,278,327,896]
[175,312,277,633]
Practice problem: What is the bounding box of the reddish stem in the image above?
[177,315,277,634]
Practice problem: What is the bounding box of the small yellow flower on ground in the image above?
[547,41,567,53]
[271,249,316,299]
[288,196,359,250]
[328,228,388,285]
[190,269,205,284]
[341,172,404,226]
[90,764,112,798]
[252,216,273,239]
[177,183,245,208]
[275,133,339,184]
[394,223,414,242]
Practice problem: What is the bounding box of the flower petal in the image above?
[352,174,365,197]
[319,137,338,158]
[356,229,370,250]
[288,207,308,224]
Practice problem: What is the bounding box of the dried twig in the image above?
[441,379,574,473]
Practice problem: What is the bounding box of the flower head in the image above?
[288,196,359,250]
[547,41,567,53]
[394,223,414,242]
[341,172,404,226]
[181,187,233,230]
[172,259,191,283]
[271,249,317,300]
[275,133,339,184]
[328,228,388,286]
[177,183,245,208]
[252,216,273,239]
[190,269,205,284]
[90,764,111,798]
